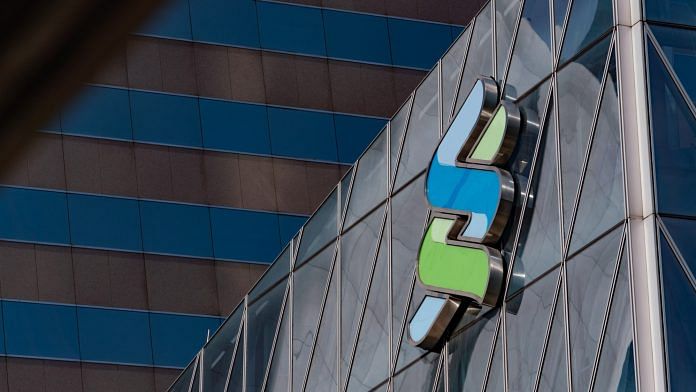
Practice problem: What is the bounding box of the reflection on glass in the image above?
[569,54,624,255]
[346,227,390,391]
[593,248,636,391]
[391,175,428,356]
[390,97,413,184]
[504,0,552,100]
[248,244,291,303]
[246,280,288,392]
[456,3,493,114]
[227,324,244,392]
[647,39,696,218]
[662,217,696,276]
[295,188,338,266]
[264,303,290,392]
[506,267,558,392]
[202,305,243,391]
[442,27,471,128]
[650,24,696,105]
[392,352,440,392]
[340,167,353,221]
[344,131,388,228]
[558,36,611,238]
[496,0,522,81]
[484,330,504,392]
[292,242,336,392]
[169,357,196,392]
[554,0,570,53]
[537,277,568,391]
[340,204,387,384]
[394,65,440,191]
[559,0,613,62]
[448,310,498,392]
[645,0,696,28]
[510,101,562,295]
[659,233,696,392]
[566,225,622,392]
[305,270,338,392]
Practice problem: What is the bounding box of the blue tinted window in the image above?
[200,99,271,154]
[3,301,79,360]
[388,18,453,69]
[268,107,337,162]
[137,0,192,39]
[334,115,387,164]
[559,0,613,62]
[61,86,132,140]
[43,116,62,132]
[257,2,326,56]
[0,187,69,244]
[150,313,222,368]
[323,10,391,65]
[646,0,696,27]
[130,91,202,147]
[140,201,213,258]
[648,40,696,217]
[278,214,307,245]
[650,25,696,105]
[68,194,142,251]
[189,0,259,47]
[77,307,153,365]
[210,208,281,263]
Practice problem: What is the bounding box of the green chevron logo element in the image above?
[408,77,523,350]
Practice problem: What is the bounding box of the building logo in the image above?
[408,77,522,349]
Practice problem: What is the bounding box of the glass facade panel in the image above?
[292,242,336,392]
[649,25,696,107]
[505,267,559,392]
[227,324,244,392]
[559,0,613,62]
[647,39,696,218]
[645,0,696,27]
[264,300,290,392]
[394,65,440,191]
[566,225,622,392]
[305,268,338,392]
[170,358,197,392]
[510,101,562,294]
[390,97,413,184]
[295,189,338,266]
[456,3,493,114]
[246,280,288,392]
[483,330,504,392]
[569,54,624,255]
[662,217,696,275]
[392,352,440,392]
[346,223,390,392]
[387,18,456,70]
[659,232,696,392]
[441,27,471,127]
[339,204,386,383]
[554,0,570,53]
[202,306,243,392]
[130,91,202,147]
[537,277,569,392]
[344,131,388,228]
[557,36,611,238]
[248,244,292,303]
[593,248,636,392]
[77,307,152,365]
[448,311,498,392]
[504,0,552,100]
[496,0,522,81]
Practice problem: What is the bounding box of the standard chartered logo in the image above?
[408,77,522,349]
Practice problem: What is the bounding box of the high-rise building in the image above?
[0,0,482,390]
[170,0,696,391]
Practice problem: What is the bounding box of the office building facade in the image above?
[171,0,696,390]
[0,0,479,390]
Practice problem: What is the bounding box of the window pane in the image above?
[391,175,428,357]
[169,358,197,392]
[189,0,259,47]
[647,39,696,218]
[569,53,624,255]
[504,0,552,100]
[248,244,291,303]
[456,3,493,114]
[141,201,213,259]
[68,194,141,252]
[209,207,281,263]
[150,313,222,368]
[448,311,499,392]
[61,86,132,140]
[257,2,326,56]
[662,217,696,276]
[496,0,522,80]
[346,225,390,391]
[292,241,336,391]
[0,187,69,245]
[537,277,569,391]
[394,65,440,191]
[557,36,611,238]
[296,189,338,266]
[200,99,271,155]
[391,352,440,392]
[442,27,471,127]
[510,101,562,295]
[505,267,559,391]
[484,330,504,392]
[593,247,636,392]
[659,232,696,392]
[246,279,288,391]
[130,91,202,147]
[305,268,338,392]
[646,0,696,27]
[324,10,390,65]
[390,97,413,183]
[340,204,387,384]
[388,18,454,70]
[267,107,337,162]
[566,225,622,392]
[264,299,290,392]
[559,0,613,62]
[554,0,570,53]
[344,130,388,228]
[227,324,244,392]
[202,306,243,391]
[650,25,696,107]
[77,307,152,365]
[334,115,387,164]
